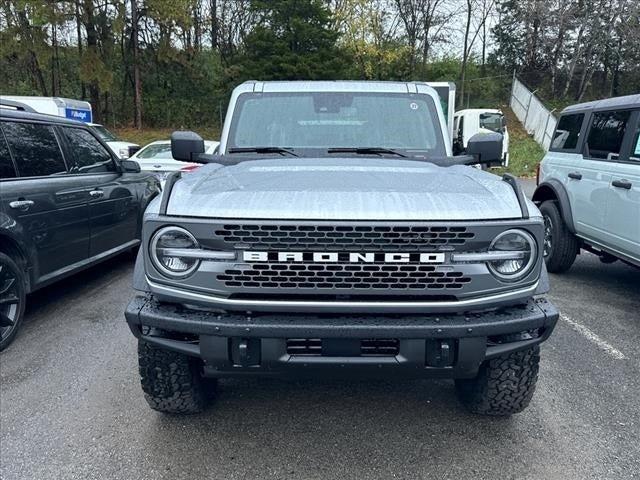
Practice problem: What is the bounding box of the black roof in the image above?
[562,93,640,114]
[0,107,87,126]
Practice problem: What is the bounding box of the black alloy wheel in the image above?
[0,253,26,351]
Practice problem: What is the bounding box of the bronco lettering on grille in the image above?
[242,251,446,264]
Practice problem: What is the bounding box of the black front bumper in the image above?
[125,296,558,379]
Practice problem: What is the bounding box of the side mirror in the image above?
[466,132,503,166]
[121,159,141,173]
[171,131,204,162]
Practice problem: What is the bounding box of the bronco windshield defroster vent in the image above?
[214,224,475,251]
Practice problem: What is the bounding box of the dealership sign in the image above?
[64,107,92,123]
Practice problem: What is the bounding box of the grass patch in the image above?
[497,107,546,178]
[113,126,221,146]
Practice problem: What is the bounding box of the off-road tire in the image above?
[138,341,215,414]
[0,252,26,351]
[455,346,540,416]
[540,200,579,273]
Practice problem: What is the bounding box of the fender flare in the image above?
[0,230,35,293]
[532,180,576,234]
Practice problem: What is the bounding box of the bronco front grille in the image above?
[217,263,472,290]
[214,224,475,251]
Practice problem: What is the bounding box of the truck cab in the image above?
[454,109,509,167]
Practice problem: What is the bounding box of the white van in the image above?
[453,109,509,167]
[0,96,138,158]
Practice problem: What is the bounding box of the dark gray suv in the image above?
[0,102,160,350]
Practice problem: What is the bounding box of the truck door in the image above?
[0,120,90,280]
[58,126,138,257]
[604,110,640,260]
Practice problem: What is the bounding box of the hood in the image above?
[166,158,524,221]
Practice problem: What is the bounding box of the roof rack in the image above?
[0,99,37,113]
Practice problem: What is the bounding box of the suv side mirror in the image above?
[171,131,204,162]
[466,132,503,165]
[121,159,141,173]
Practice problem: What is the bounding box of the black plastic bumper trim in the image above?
[126,295,557,340]
[126,295,558,378]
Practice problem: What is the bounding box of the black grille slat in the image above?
[215,224,475,251]
[360,339,400,356]
[217,263,471,290]
[286,338,399,356]
[286,338,322,355]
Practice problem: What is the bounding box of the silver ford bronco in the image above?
[125,81,558,416]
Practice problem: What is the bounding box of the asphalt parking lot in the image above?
[1,182,639,480]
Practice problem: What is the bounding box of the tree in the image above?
[459,0,494,104]
[131,0,142,128]
[232,0,348,81]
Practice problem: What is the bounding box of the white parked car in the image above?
[130,139,219,184]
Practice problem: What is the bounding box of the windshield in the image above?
[92,125,119,142]
[479,112,504,133]
[227,92,446,156]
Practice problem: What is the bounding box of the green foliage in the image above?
[140,49,226,128]
[114,126,221,145]
[494,108,545,178]
[334,0,412,80]
[490,0,526,71]
[229,0,348,83]
[3,0,637,131]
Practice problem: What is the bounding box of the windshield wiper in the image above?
[327,147,408,158]
[228,146,298,157]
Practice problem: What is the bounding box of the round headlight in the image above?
[150,226,200,278]
[487,229,537,281]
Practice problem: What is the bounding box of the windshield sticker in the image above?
[298,120,366,126]
[410,102,419,110]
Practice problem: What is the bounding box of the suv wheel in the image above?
[138,340,216,414]
[0,253,26,351]
[455,346,540,416]
[540,200,579,273]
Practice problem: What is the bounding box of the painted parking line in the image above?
[560,313,627,360]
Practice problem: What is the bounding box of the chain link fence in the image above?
[510,75,557,150]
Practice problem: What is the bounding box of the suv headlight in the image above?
[487,229,537,281]
[150,226,200,278]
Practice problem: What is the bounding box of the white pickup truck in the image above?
[453,109,510,167]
